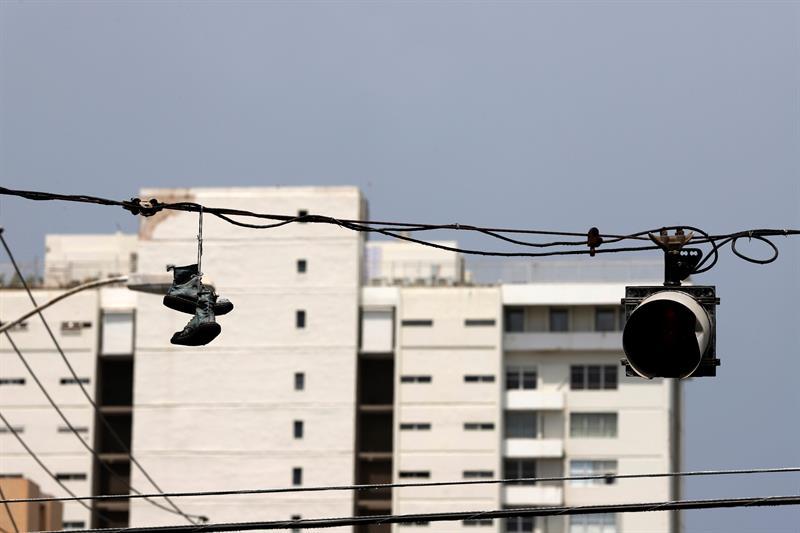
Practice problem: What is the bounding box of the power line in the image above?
[0,232,205,525]
[4,466,799,506]
[37,494,800,533]
[0,410,108,523]
[1,186,797,269]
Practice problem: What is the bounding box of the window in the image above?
[294,420,304,439]
[570,413,618,438]
[504,307,525,332]
[297,209,308,221]
[401,319,433,327]
[504,411,537,439]
[60,377,90,385]
[0,321,27,332]
[294,372,305,390]
[398,471,430,478]
[399,522,430,527]
[61,321,91,332]
[0,426,23,434]
[297,259,307,273]
[506,367,536,390]
[401,375,432,383]
[619,307,627,329]
[296,310,306,329]
[291,514,301,533]
[463,470,494,479]
[569,514,616,533]
[504,459,536,484]
[463,519,493,527]
[63,522,86,530]
[569,460,617,486]
[399,423,431,431]
[505,512,534,532]
[55,473,87,481]
[464,375,495,383]
[549,308,569,332]
[570,366,617,390]
[292,467,302,486]
[0,378,25,386]
[465,319,496,327]
[595,308,617,332]
[58,426,88,434]
[464,422,494,431]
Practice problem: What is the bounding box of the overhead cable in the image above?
[38,494,800,533]
[4,466,799,506]
[0,232,206,525]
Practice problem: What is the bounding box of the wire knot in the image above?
[124,197,164,217]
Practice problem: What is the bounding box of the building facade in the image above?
[0,187,679,533]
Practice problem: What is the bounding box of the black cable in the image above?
[5,465,799,506]
[0,233,206,525]
[0,484,19,533]
[2,332,203,523]
[37,494,800,533]
[0,410,109,523]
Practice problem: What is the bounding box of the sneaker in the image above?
[163,264,233,316]
[170,288,222,346]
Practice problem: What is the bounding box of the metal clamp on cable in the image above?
[124,197,164,217]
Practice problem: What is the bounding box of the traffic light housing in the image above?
[621,285,720,378]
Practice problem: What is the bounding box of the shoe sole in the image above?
[163,294,233,316]
[170,322,222,346]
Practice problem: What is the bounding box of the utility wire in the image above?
[2,332,203,523]
[0,232,206,525]
[0,410,109,523]
[0,484,19,533]
[1,186,797,269]
[4,466,799,506]
[37,495,800,533]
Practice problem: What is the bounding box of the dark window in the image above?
[595,308,616,332]
[464,375,495,383]
[549,308,569,332]
[0,321,27,332]
[294,372,305,390]
[506,514,535,532]
[61,321,91,332]
[55,473,87,481]
[464,422,494,431]
[294,420,304,439]
[504,411,537,439]
[400,375,432,383]
[619,307,627,329]
[570,413,618,438]
[58,426,88,434]
[0,378,25,386]
[60,378,90,385]
[506,367,536,390]
[504,459,536,484]
[504,308,525,332]
[465,319,496,327]
[399,522,430,527]
[291,515,301,533]
[399,423,431,431]
[463,470,494,479]
[398,471,430,478]
[401,319,433,327]
[292,467,302,486]
[570,366,618,390]
[297,259,307,273]
[62,522,86,530]
[463,519,493,527]
[296,310,306,329]
[0,426,23,434]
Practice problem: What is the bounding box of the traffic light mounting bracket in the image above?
[648,229,703,286]
[620,285,721,377]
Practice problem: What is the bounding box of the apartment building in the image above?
[0,476,63,531]
[0,186,678,533]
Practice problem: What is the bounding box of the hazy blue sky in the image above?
[1,2,798,531]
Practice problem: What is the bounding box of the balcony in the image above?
[503,485,563,506]
[505,391,564,410]
[503,332,622,352]
[504,438,564,458]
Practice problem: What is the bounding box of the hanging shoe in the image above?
[170,288,222,346]
[163,264,234,316]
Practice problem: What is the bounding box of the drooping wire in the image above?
[35,494,800,533]
[0,410,109,523]
[0,232,207,525]
[4,465,799,506]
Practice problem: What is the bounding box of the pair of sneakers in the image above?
[164,264,234,346]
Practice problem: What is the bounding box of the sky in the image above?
[1,1,798,531]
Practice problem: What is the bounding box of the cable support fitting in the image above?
[124,197,164,217]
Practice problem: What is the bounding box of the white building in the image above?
[0,186,678,533]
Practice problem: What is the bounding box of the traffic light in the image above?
[620,229,720,379]
[621,285,720,378]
